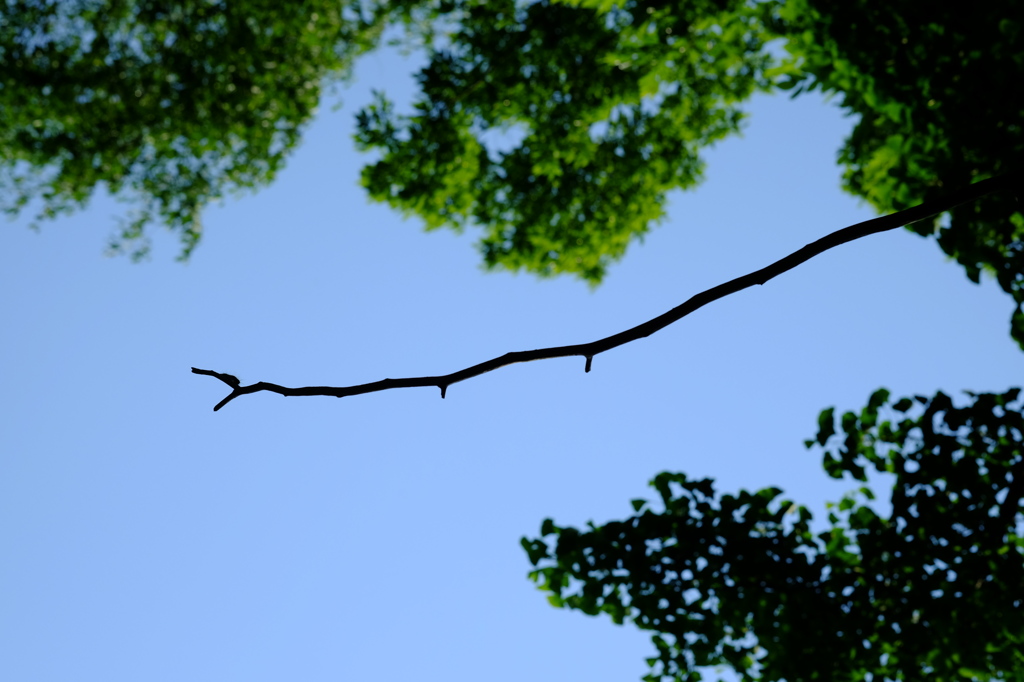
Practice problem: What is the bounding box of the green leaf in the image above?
[892,398,913,412]
[528,387,1024,682]
[520,537,549,565]
[816,407,836,446]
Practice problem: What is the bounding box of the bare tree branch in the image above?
[194,169,1022,411]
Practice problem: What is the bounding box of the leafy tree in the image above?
[353,0,1024,337]
[6,2,1021,311]
[6,2,1023,679]
[522,389,1024,681]
[354,0,774,282]
[0,0,420,258]
[767,0,1024,343]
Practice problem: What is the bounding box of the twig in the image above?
[194,168,1023,411]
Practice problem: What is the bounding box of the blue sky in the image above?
[2,42,1020,682]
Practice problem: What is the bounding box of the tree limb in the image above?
[193,169,1023,411]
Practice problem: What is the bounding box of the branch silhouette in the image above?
[194,169,1022,411]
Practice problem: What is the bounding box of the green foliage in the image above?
[0,0,405,259]
[4,1,1021,331]
[524,389,1024,682]
[769,0,1024,345]
[8,4,1021,678]
[355,0,774,282]
[353,0,1024,321]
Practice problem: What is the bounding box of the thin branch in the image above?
[194,169,1023,411]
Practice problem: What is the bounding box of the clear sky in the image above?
[1,42,1020,682]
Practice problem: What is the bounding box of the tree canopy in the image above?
[4,2,1021,322]
[770,1,1024,342]
[4,2,1023,681]
[353,0,1024,336]
[523,389,1024,682]
[0,0,408,258]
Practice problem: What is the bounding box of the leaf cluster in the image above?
[523,389,1024,682]
[355,0,774,282]
[5,1,1021,328]
[0,0,397,258]
[768,0,1024,343]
